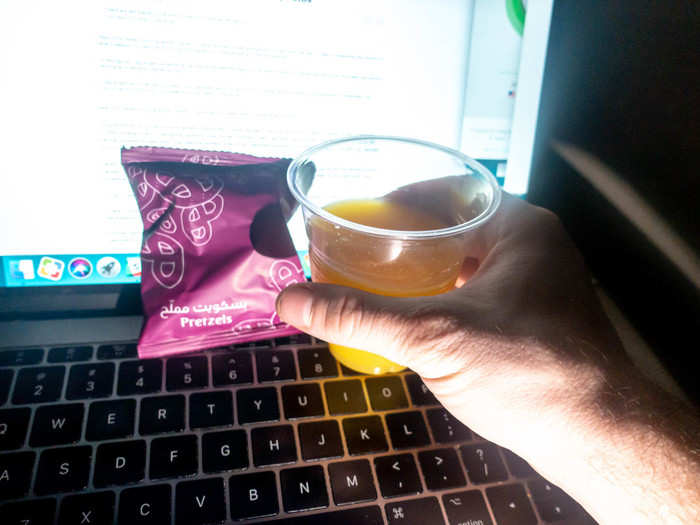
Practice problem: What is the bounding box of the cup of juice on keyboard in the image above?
[287,136,501,374]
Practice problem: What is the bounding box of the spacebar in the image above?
[262,506,383,524]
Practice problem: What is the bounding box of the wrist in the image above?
[530,370,700,525]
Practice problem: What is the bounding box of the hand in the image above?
[276,192,700,524]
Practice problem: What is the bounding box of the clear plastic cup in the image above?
[287,135,501,374]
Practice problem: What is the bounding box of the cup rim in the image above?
[287,134,502,239]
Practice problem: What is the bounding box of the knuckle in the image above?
[309,291,368,342]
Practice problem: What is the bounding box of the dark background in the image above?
[528,1,699,401]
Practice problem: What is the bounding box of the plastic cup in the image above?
[287,135,501,374]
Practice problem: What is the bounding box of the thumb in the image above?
[275,282,465,377]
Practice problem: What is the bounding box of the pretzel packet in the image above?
[121,147,306,358]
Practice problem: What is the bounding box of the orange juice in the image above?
[308,198,465,374]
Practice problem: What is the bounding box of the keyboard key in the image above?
[502,447,536,478]
[385,411,430,449]
[35,446,91,495]
[1,498,56,525]
[329,459,377,505]
[175,477,226,525]
[0,348,43,367]
[374,454,422,498]
[229,471,278,520]
[528,478,566,502]
[486,484,537,525]
[340,364,365,376]
[211,351,253,386]
[418,448,466,490]
[442,490,493,525]
[280,465,329,512]
[118,359,162,396]
[275,334,312,346]
[534,496,577,522]
[150,435,198,479]
[404,374,438,406]
[426,408,471,443]
[365,376,408,411]
[282,383,325,419]
[139,395,185,435]
[0,451,34,500]
[94,440,146,487]
[119,484,171,525]
[86,399,136,441]
[58,491,115,525]
[298,420,344,461]
[324,380,368,415]
[256,350,296,382]
[236,387,279,424]
[234,339,271,349]
[48,345,93,363]
[342,415,388,455]
[386,497,444,525]
[97,343,137,360]
[298,348,338,379]
[12,366,65,404]
[0,407,30,450]
[252,424,297,466]
[166,356,208,391]
[65,362,115,400]
[29,403,84,447]
[189,390,234,429]
[202,429,248,473]
[460,443,508,484]
[1,369,13,405]
[272,506,383,524]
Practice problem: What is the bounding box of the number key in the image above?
[166,356,208,391]
[12,366,65,404]
[298,348,338,379]
[212,352,253,386]
[66,363,114,400]
[256,350,296,382]
[118,359,162,396]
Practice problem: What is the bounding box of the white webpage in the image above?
[1,0,551,257]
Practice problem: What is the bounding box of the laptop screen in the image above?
[0,0,553,288]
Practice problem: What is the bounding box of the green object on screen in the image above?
[506,0,526,35]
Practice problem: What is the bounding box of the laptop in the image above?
[0,1,596,523]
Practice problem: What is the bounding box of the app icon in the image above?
[68,257,93,279]
[96,256,121,278]
[126,257,141,277]
[9,259,35,280]
[37,256,65,281]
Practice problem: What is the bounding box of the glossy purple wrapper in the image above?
[121,146,306,358]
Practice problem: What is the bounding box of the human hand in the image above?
[276,189,700,524]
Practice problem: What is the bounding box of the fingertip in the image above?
[276,283,313,328]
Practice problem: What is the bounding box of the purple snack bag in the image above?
[121,146,306,358]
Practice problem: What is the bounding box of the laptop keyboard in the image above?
[0,339,596,524]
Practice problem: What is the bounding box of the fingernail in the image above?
[276,285,313,328]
